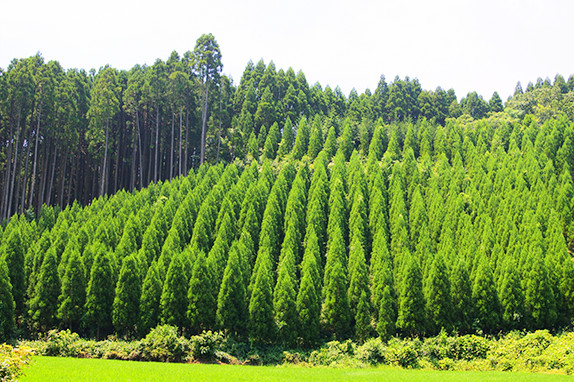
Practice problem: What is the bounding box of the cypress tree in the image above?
[216,240,248,338]
[28,249,60,331]
[188,250,215,333]
[2,229,25,316]
[0,257,15,340]
[307,117,324,159]
[85,250,115,339]
[423,254,451,334]
[273,249,298,346]
[396,256,425,337]
[323,125,338,159]
[471,257,501,333]
[58,248,86,332]
[370,228,396,339]
[498,259,524,330]
[112,255,142,337]
[297,228,322,346]
[263,122,281,159]
[292,117,310,160]
[450,259,472,333]
[160,254,189,329]
[348,234,371,340]
[524,254,557,330]
[139,261,162,336]
[277,117,295,158]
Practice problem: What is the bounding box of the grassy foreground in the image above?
[20,356,571,382]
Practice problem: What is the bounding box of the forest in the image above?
[2,34,574,346]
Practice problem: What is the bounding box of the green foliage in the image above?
[0,344,33,381]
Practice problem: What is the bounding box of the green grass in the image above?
[20,356,571,382]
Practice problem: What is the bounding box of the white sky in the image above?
[1,0,573,101]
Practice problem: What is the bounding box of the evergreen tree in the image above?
[112,255,142,337]
[2,229,25,315]
[139,261,162,336]
[277,118,295,158]
[0,258,15,340]
[57,248,86,332]
[216,240,248,337]
[292,118,309,160]
[396,256,425,336]
[498,259,524,330]
[323,125,338,159]
[307,117,324,159]
[160,254,189,329]
[524,254,557,330]
[188,250,215,333]
[263,122,280,159]
[296,228,322,346]
[85,250,115,338]
[471,257,501,333]
[28,249,60,331]
[423,254,451,334]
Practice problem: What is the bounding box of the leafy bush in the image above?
[355,337,386,365]
[138,325,189,362]
[0,344,33,382]
[385,338,421,368]
[43,329,81,357]
[308,340,361,367]
[189,331,225,361]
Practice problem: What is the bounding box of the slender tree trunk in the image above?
[170,111,174,180]
[136,110,143,189]
[20,127,32,214]
[38,138,50,211]
[179,107,183,177]
[46,143,57,206]
[2,113,15,220]
[7,115,22,220]
[200,80,209,164]
[216,96,222,164]
[184,112,189,173]
[28,100,43,207]
[154,107,159,183]
[100,118,109,196]
[59,148,68,207]
[130,122,137,191]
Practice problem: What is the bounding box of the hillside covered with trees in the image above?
[1,34,574,345]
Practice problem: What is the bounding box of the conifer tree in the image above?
[471,257,501,333]
[297,228,322,346]
[263,122,280,159]
[273,249,298,346]
[188,250,215,333]
[307,117,324,159]
[216,240,248,337]
[450,259,472,333]
[28,249,60,331]
[323,125,338,159]
[292,117,309,160]
[2,229,25,315]
[139,261,162,336]
[348,233,371,340]
[160,254,189,329]
[423,254,451,334]
[58,248,86,332]
[396,256,425,336]
[85,250,115,338]
[277,118,295,158]
[524,254,557,330]
[112,255,142,337]
[0,257,15,340]
[498,259,524,330]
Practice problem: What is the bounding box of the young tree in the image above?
[188,250,215,333]
[0,257,15,340]
[58,248,86,332]
[85,250,115,339]
[139,261,162,336]
[160,254,189,329]
[112,255,142,337]
[396,256,425,337]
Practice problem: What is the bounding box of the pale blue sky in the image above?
[1,0,573,101]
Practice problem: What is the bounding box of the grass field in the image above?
[19,356,572,382]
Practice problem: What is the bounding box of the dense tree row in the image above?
[5,36,567,221]
[1,101,574,343]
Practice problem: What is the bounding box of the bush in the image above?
[189,331,225,361]
[385,338,421,368]
[43,329,81,357]
[355,337,386,365]
[138,325,189,362]
[308,340,361,367]
[0,344,33,382]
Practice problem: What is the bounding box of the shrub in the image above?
[385,338,421,368]
[189,331,225,361]
[355,337,386,365]
[308,340,359,367]
[0,344,33,382]
[138,325,189,362]
[43,329,81,357]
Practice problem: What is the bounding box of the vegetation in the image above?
[2,32,574,377]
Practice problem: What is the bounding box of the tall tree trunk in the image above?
[20,127,32,214]
[100,118,109,196]
[154,107,159,183]
[136,110,143,189]
[130,122,137,191]
[184,112,189,173]
[28,100,43,207]
[170,111,174,180]
[38,138,50,211]
[7,114,22,221]
[200,81,209,164]
[46,143,58,206]
[59,148,68,207]
[2,111,16,220]
[178,107,183,177]
[216,96,222,164]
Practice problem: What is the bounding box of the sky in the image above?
[1,0,573,101]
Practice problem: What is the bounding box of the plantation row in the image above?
[1,114,574,345]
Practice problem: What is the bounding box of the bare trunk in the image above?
[136,110,143,189]
[20,127,32,214]
[170,111,174,180]
[200,81,209,164]
[154,107,159,183]
[184,112,189,173]
[2,117,14,220]
[7,115,22,220]
[216,96,222,164]
[38,139,50,210]
[178,107,183,177]
[59,148,68,207]
[28,100,43,207]
[46,143,57,206]
[100,118,109,196]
